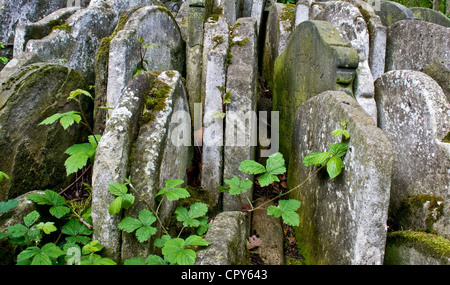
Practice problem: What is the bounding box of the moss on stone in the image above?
[397,194,444,232]
[140,73,172,125]
[387,231,450,261]
[51,24,71,32]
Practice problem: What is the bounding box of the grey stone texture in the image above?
[386,20,449,72]
[89,0,163,15]
[288,90,393,265]
[313,1,377,123]
[0,63,88,201]
[213,0,242,26]
[375,0,414,27]
[195,211,250,265]
[272,20,359,163]
[121,71,191,261]
[262,3,296,89]
[421,60,450,103]
[21,5,118,85]
[410,7,450,28]
[91,73,153,261]
[374,70,450,239]
[223,18,258,211]
[384,231,450,265]
[107,5,185,111]
[201,16,230,205]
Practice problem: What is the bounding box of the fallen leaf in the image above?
[247,235,262,250]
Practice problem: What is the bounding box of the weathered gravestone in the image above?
[92,71,191,261]
[288,91,393,265]
[212,0,242,26]
[421,60,450,103]
[89,0,163,15]
[313,1,377,123]
[385,20,449,72]
[0,63,88,201]
[19,5,118,86]
[201,16,230,205]
[223,18,258,211]
[375,70,450,239]
[272,20,359,163]
[410,7,450,28]
[242,0,266,33]
[106,5,185,112]
[262,3,296,89]
[375,0,414,27]
[195,211,249,265]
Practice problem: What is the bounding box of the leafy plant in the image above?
[278,0,295,4]
[118,209,157,243]
[161,235,210,265]
[0,199,18,213]
[28,190,71,219]
[108,182,135,215]
[17,242,65,265]
[239,152,286,187]
[0,171,11,184]
[0,42,9,65]
[133,37,158,78]
[64,135,101,176]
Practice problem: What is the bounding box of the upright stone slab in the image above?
[295,0,311,26]
[201,16,230,205]
[242,0,266,33]
[91,73,152,261]
[89,0,163,15]
[421,60,450,103]
[0,63,87,200]
[223,18,258,211]
[21,5,118,85]
[195,211,249,265]
[107,5,185,111]
[213,0,242,26]
[314,1,377,123]
[262,3,296,89]
[288,91,393,265]
[272,20,359,162]
[121,71,191,261]
[374,70,450,239]
[386,20,450,72]
[410,7,450,28]
[375,1,414,27]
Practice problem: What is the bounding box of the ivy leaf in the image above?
[239,160,266,175]
[267,199,301,226]
[303,152,332,167]
[224,175,253,195]
[326,156,345,179]
[0,199,18,213]
[329,142,348,158]
[39,111,82,130]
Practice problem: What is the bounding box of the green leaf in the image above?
[165,179,185,189]
[187,202,208,220]
[224,175,253,195]
[44,190,66,206]
[39,111,82,130]
[267,205,282,218]
[211,110,226,119]
[280,211,300,227]
[303,152,332,167]
[88,134,101,149]
[145,254,167,265]
[0,171,10,183]
[238,160,266,175]
[24,211,40,227]
[49,205,70,219]
[109,182,128,196]
[135,226,157,242]
[82,240,104,254]
[41,243,64,259]
[92,257,117,265]
[326,156,345,179]
[0,199,18,213]
[329,142,348,158]
[162,238,197,265]
[124,257,146,265]
[62,219,92,236]
[154,235,171,248]
[8,224,28,238]
[17,247,40,264]
[64,143,96,175]
[164,188,191,201]
[279,199,301,212]
[139,209,156,227]
[257,172,279,187]
[31,252,52,265]
[184,235,210,247]
[36,222,57,235]
[68,89,93,101]
[109,196,123,216]
[223,91,232,104]
[175,202,208,227]
[27,192,53,205]
[267,199,301,227]
[118,217,142,233]
[265,152,286,175]
[0,57,9,65]
[332,128,350,140]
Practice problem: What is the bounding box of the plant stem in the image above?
[76,99,98,145]
[248,164,326,213]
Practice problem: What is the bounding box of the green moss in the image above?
[279,5,296,32]
[51,24,71,32]
[140,73,172,125]
[397,194,444,232]
[442,132,450,143]
[231,37,250,48]
[207,14,220,22]
[387,231,450,260]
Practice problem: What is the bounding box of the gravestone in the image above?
[386,20,449,72]
[20,5,118,85]
[272,20,359,163]
[262,3,296,89]
[107,5,185,111]
[421,60,450,103]
[200,16,230,205]
[89,0,163,15]
[295,0,311,26]
[374,70,450,239]
[223,18,258,211]
[121,71,191,261]
[375,0,414,27]
[0,63,88,201]
[212,0,242,26]
[288,90,393,265]
[242,0,266,33]
[313,1,377,123]
[410,7,450,28]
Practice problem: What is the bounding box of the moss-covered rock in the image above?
[384,231,450,265]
